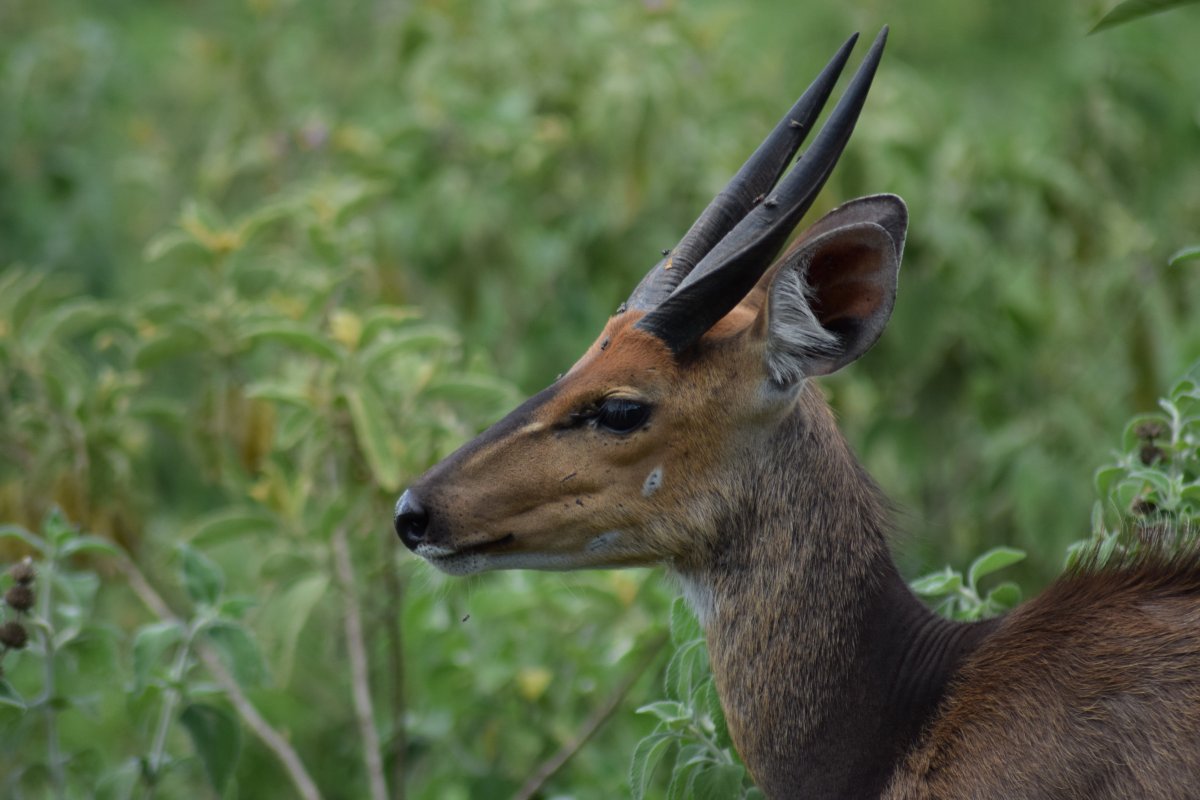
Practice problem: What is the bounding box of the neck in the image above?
[676,388,996,798]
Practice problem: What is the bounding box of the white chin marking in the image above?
[414,543,456,558]
[422,549,607,575]
[426,553,488,576]
[642,465,664,497]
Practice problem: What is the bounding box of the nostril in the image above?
[394,489,430,550]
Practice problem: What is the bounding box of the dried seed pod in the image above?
[1139,444,1165,466]
[5,585,34,613]
[0,621,28,650]
[1130,496,1158,516]
[1134,421,1168,442]
[9,559,35,585]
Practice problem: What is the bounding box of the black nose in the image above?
[394,489,429,550]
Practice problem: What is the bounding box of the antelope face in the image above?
[396,29,903,576]
[395,305,769,575]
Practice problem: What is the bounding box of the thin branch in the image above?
[513,632,670,800]
[332,524,390,800]
[119,560,323,800]
[379,531,407,800]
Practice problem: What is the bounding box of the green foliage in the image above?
[910,547,1026,621]
[1077,362,1200,566]
[2,0,1200,797]
[1092,0,1200,32]
[631,599,761,800]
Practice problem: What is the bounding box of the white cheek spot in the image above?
[587,531,622,553]
[517,421,547,435]
[642,465,664,497]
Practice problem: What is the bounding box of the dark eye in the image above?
[594,398,651,434]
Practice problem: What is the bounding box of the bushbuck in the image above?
[395,28,1200,799]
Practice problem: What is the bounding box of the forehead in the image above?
[553,314,676,403]
[535,306,757,416]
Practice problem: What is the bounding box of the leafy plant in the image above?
[1080,360,1200,565]
[631,599,760,800]
[910,547,1026,621]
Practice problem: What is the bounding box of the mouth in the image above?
[415,534,516,572]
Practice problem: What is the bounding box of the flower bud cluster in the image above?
[1,558,36,654]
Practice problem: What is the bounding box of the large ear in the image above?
[760,194,906,385]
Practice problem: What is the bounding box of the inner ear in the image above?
[761,219,901,383]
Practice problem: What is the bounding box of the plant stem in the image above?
[37,557,66,800]
[380,532,407,800]
[513,632,669,800]
[119,559,324,800]
[143,621,196,799]
[332,523,389,800]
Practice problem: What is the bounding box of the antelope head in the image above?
[396,29,905,578]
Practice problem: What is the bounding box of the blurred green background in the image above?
[1,0,1198,797]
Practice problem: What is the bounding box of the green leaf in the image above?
[130,398,188,430]
[179,702,242,794]
[1168,244,1200,267]
[967,547,1026,590]
[664,639,708,702]
[204,621,267,687]
[218,596,258,619]
[421,374,516,410]
[909,567,962,597]
[358,306,424,346]
[1094,465,1126,500]
[668,597,703,647]
[179,545,224,607]
[985,581,1022,610]
[343,382,404,491]
[704,680,732,750]
[133,326,210,369]
[262,574,329,684]
[1092,0,1200,32]
[133,621,185,692]
[43,507,76,548]
[25,298,113,354]
[189,507,278,548]
[359,326,459,372]
[667,759,701,800]
[239,321,341,361]
[59,535,122,559]
[693,763,747,800]
[629,731,675,800]
[144,229,203,261]
[0,525,47,554]
[0,679,27,711]
[636,700,690,724]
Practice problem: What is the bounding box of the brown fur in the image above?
[889,547,1200,799]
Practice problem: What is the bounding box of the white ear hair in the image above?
[765,267,840,387]
[757,196,905,384]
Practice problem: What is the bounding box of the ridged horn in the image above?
[635,27,888,354]
[624,33,860,312]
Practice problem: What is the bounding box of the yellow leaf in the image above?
[609,572,638,607]
[329,310,362,350]
[516,667,553,702]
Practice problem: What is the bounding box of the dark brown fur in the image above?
[889,547,1200,799]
